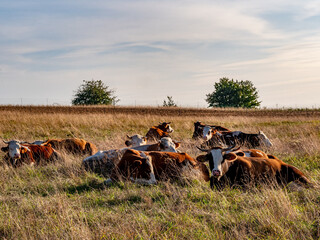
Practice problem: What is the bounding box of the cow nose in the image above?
[212,170,221,177]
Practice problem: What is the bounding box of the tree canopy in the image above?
[206,77,261,108]
[72,80,119,105]
[163,96,177,107]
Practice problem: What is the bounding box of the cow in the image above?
[196,145,311,190]
[192,121,230,139]
[82,137,181,177]
[202,130,272,149]
[146,122,174,141]
[125,134,147,147]
[1,140,60,167]
[39,138,98,156]
[106,149,210,185]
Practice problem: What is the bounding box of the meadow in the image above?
[0,106,319,239]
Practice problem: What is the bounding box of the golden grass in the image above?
[0,106,319,239]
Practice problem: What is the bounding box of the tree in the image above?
[163,96,177,107]
[72,79,119,105]
[206,77,261,108]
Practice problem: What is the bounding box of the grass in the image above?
[0,106,319,239]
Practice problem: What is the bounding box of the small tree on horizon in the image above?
[163,96,177,107]
[206,77,261,108]
[72,79,119,105]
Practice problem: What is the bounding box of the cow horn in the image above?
[222,144,240,152]
[222,144,236,152]
[196,146,209,152]
[126,135,132,139]
[3,140,9,144]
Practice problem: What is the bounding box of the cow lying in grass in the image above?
[105,149,210,185]
[32,138,98,156]
[82,137,181,177]
[192,121,230,140]
[146,122,174,141]
[196,145,311,190]
[1,140,61,167]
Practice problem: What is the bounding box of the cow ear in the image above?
[174,141,181,148]
[236,151,245,157]
[224,153,237,162]
[133,160,142,166]
[1,146,8,152]
[196,154,207,162]
[20,147,29,154]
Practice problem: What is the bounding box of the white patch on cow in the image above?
[159,137,178,152]
[258,131,273,147]
[83,150,105,162]
[167,125,174,133]
[203,126,213,141]
[210,148,224,178]
[127,134,147,147]
[232,131,242,137]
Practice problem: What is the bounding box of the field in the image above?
[0,106,319,239]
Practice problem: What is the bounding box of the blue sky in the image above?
[0,0,319,107]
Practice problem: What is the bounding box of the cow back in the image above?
[27,145,57,164]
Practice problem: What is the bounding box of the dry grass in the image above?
[0,106,319,239]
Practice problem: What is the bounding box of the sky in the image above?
[0,0,320,108]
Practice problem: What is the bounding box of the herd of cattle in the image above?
[1,121,312,189]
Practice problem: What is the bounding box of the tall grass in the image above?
[0,107,319,239]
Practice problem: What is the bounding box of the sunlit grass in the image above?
[0,106,319,239]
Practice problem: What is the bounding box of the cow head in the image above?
[197,145,239,179]
[125,134,147,147]
[1,140,30,160]
[258,131,273,147]
[202,126,218,141]
[158,122,174,133]
[159,137,180,152]
[194,121,203,129]
[131,152,157,185]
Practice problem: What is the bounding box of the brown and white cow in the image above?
[106,149,210,185]
[125,134,147,147]
[192,121,230,139]
[196,146,311,190]
[82,137,181,176]
[39,138,98,156]
[1,140,60,167]
[146,122,174,141]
